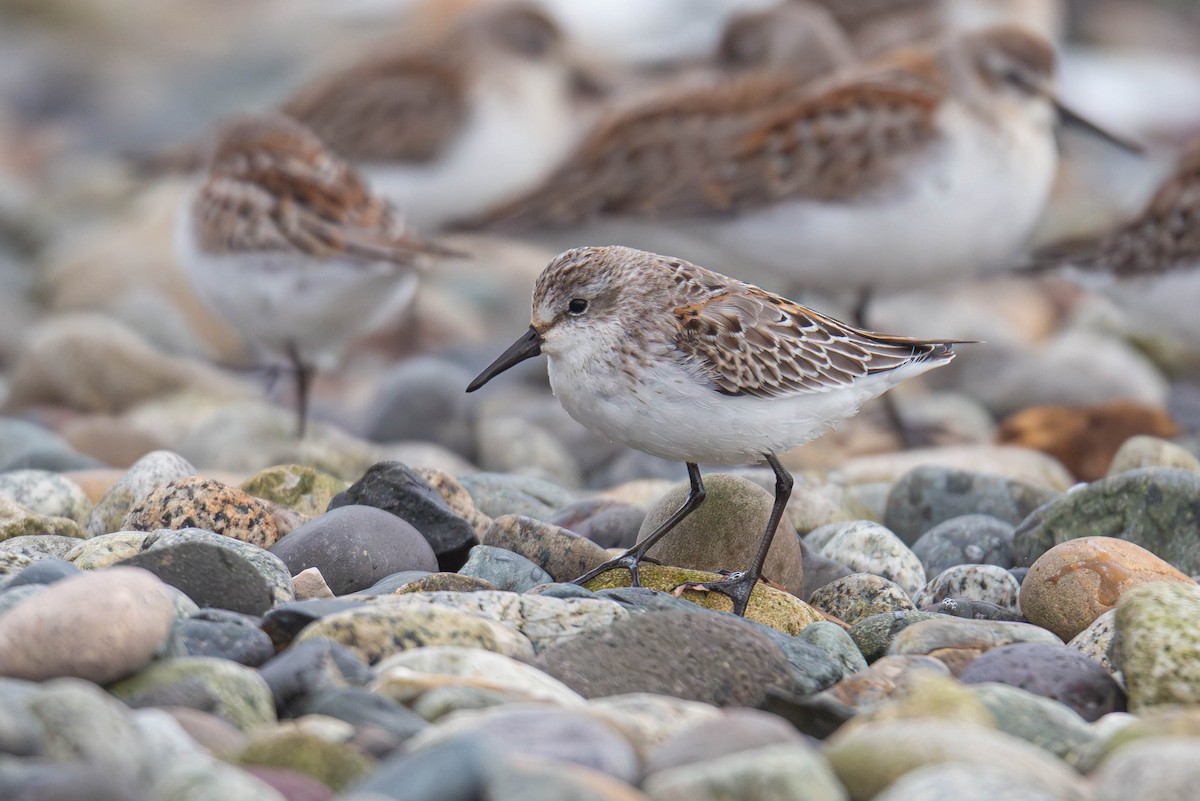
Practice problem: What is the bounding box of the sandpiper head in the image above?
[958,25,1141,153]
[462,4,611,105]
[963,25,1057,101]
[717,2,853,77]
[466,246,650,392]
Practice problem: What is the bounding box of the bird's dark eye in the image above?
[567,298,588,315]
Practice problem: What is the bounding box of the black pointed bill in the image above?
[1053,97,1143,155]
[466,326,543,392]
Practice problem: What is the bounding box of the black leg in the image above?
[572,463,705,587]
[673,452,793,616]
[286,341,313,439]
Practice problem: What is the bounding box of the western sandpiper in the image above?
[465,26,1137,298]
[466,245,964,614]
[177,113,456,436]
[281,3,611,229]
[1031,138,1200,344]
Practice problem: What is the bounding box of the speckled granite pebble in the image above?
[913,564,1021,614]
[86,450,196,536]
[0,470,91,526]
[122,476,279,548]
[808,573,916,625]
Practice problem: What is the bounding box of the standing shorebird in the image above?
[1031,139,1200,345]
[466,246,964,614]
[464,25,1137,298]
[177,113,455,436]
[281,3,612,229]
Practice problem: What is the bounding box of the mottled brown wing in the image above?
[195,160,442,266]
[282,55,466,163]
[473,73,940,230]
[1030,141,1200,277]
[674,285,953,397]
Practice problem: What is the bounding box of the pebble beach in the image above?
[4,1,1200,801]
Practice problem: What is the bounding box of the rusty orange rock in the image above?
[1021,536,1194,641]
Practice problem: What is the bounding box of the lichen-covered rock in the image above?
[808,574,915,625]
[241,464,347,519]
[1116,581,1200,711]
[1013,468,1200,572]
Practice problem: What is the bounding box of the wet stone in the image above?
[270,505,438,595]
[885,466,1058,546]
[959,641,1125,721]
[910,514,1015,577]
[327,461,479,571]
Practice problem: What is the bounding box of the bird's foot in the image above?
[672,570,759,617]
[571,551,657,587]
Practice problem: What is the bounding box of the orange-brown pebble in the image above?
[1021,536,1194,641]
[997,400,1178,481]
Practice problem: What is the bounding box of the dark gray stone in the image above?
[271,505,437,594]
[532,609,792,706]
[122,540,275,616]
[173,609,274,666]
[360,358,477,457]
[457,472,576,521]
[458,545,552,592]
[959,641,1126,721]
[911,514,1015,576]
[548,499,644,549]
[848,611,941,662]
[328,462,478,571]
[356,570,436,595]
[260,599,368,649]
[299,686,427,741]
[0,763,146,801]
[258,637,373,717]
[799,540,853,601]
[3,559,79,589]
[346,736,496,800]
[885,466,1057,545]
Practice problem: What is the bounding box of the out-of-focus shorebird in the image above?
[176,113,457,436]
[463,25,1138,300]
[1030,138,1200,345]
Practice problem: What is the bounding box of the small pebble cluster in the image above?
[2,415,1200,801]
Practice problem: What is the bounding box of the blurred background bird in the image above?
[2,0,1200,472]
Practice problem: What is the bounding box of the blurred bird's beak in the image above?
[1051,95,1143,154]
[466,326,543,392]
